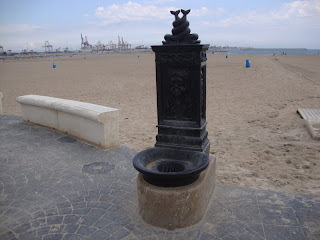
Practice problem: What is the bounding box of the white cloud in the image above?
[94,1,208,25]
[209,0,320,27]
[0,24,43,34]
[198,0,320,48]
[143,0,176,5]
[192,7,210,17]
[95,1,173,24]
[28,42,36,49]
[216,8,225,15]
[283,0,320,17]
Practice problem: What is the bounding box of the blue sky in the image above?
[1,0,319,52]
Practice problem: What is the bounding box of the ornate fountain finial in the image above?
[163,9,200,44]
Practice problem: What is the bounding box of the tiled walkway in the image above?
[0,115,319,240]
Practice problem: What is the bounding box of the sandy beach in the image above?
[0,53,319,195]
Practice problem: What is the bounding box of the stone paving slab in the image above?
[0,115,320,240]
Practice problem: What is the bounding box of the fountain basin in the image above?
[133,147,209,187]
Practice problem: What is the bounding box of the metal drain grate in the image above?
[157,162,185,172]
[82,162,115,175]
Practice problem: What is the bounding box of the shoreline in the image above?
[1,47,320,61]
[0,49,153,61]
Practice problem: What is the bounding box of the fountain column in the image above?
[133,9,216,230]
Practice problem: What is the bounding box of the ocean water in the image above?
[214,48,320,55]
[2,48,320,61]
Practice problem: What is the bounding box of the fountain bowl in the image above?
[133,147,209,187]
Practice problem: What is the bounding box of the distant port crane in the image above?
[43,41,53,52]
[79,34,131,51]
[118,36,131,50]
[81,34,92,50]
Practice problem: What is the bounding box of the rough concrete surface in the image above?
[0,115,319,240]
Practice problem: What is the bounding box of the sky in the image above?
[0,0,320,52]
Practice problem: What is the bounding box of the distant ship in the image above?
[210,46,228,53]
[135,45,148,49]
[212,49,228,53]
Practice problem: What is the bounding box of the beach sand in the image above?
[1,53,319,195]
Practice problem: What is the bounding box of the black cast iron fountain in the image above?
[133,9,210,187]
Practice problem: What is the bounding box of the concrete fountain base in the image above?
[136,156,216,230]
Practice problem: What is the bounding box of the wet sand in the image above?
[0,53,319,195]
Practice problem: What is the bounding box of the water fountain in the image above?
[133,9,216,230]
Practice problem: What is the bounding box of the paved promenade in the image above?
[0,115,319,240]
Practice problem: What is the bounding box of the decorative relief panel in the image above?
[157,53,200,66]
[164,69,193,120]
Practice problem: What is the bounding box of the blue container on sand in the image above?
[53,62,56,68]
[226,55,228,58]
[246,59,250,68]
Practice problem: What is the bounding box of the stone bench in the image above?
[16,95,120,149]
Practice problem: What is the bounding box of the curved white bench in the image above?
[17,95,120,149]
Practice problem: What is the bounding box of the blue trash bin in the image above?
[53,62,56,68]
[226,55,228,58]
[246,59,250,68]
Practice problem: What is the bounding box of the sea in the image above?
[211,48,320,55]
[1,48,320,60]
